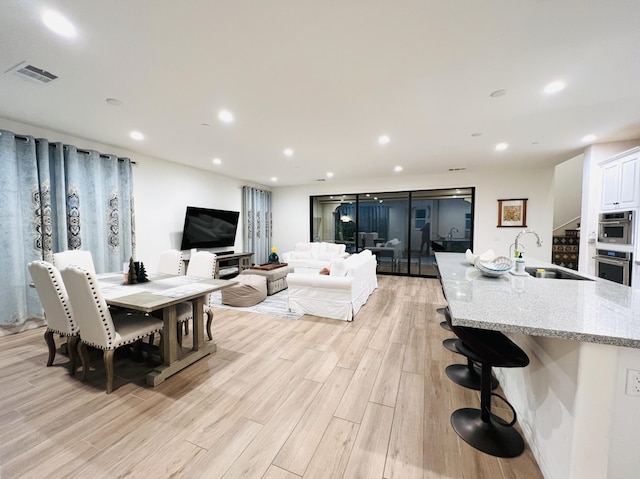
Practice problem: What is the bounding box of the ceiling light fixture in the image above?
[130,131,144,141]
[543,80,566,94]
[218,110,234,123]
[283,148,294,157]
[394,166,403,172]
[212,158,222,165]
[471,132,482,137]
[42,10,77,38]
[582,134,597,143]
[378,135,390,145]
[495,142,508,151]
[490,89,506,98]
[326,172,334,178]
[105,98,122,106]
[270,177,278,182]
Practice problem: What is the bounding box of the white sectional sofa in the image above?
[280,242,348,274]
[286,249,378,321]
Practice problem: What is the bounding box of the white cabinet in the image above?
[601,147,640,211]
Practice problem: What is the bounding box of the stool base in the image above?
[451,408,525,458]
[445,364,499,391]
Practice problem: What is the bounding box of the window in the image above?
[309,188,475,277]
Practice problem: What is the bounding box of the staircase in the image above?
[552,227,579,271]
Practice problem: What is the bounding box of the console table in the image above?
[215,252,253,278]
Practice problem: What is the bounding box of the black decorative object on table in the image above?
[137,262,149,282]
[268,247,279,264]
[127,257,137,284]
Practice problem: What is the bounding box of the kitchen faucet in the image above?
[447,227,459,240]
[512,228,543,257]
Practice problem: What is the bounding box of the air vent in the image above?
[448,167,466,172]
[314,178,326,182]
[5,62,59,85]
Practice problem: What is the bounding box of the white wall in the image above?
[554,153,584,231]
[273,167,555,262]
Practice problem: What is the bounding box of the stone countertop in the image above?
[435,252,640,349]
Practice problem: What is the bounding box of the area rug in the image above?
[209,289,302,320]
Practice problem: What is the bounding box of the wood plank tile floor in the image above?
[0,276,544,479]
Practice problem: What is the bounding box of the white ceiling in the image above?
[2,1,640,187]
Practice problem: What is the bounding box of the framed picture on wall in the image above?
[497,198,527,227]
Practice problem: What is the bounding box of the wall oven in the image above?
[594,249,632,286]
[598,211,633,244]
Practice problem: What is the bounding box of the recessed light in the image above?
[378,135,390,145]
[326,172,334,178]
[130,131,144,141]
[218,110,234,123]
[212,158,222,165]
[270,177,278,182]
[105,98,122,106]
[582,134,597,143]
[394,166,403,172]
[490,89,506,98]
[543,80,565,94]
[283,148,294,157]
[471,132,483,137]
[495,142,508,151]
[201,123,210,127]
[42,10,77,38]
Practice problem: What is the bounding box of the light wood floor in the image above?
[0,276,544,479]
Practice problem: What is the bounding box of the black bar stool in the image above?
[443,309,498,391]
[448,321,530,458]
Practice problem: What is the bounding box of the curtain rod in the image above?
[5,132,137,164]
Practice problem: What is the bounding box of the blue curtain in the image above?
[242,186,272,264]
[0,129,135,329]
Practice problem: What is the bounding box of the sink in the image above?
[524,267,593,281]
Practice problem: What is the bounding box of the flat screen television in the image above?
[179,206,240,250]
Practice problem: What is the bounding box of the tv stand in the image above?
[214,252,253,278]
[216,250,235,256]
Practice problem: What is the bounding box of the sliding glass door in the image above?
[310,187,474,277]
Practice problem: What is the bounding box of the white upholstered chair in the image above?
[176,251,216,344]
[157,249,183,275]
[28,260,80,375]
[53,250,97,274]
[60,265,164,394]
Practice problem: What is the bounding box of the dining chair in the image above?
[176,251,217,344]
[53,250,97,274]
[157,249,183,275]
[28,260,80,375]
[60,265,164,394]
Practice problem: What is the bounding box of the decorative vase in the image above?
[268,252,279,263]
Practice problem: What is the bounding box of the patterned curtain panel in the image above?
[0,129,135,329]
[242,186,272,265]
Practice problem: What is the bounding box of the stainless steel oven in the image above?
[594,249,632,286]
[598,211,633,244]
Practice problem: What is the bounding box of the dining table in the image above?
[97,272,236,386]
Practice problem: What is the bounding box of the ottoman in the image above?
[241,264,294,295]
[221,274,267,307]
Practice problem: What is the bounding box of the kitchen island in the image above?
[436,252,640,479]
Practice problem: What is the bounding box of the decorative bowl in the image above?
[475,256,513,277]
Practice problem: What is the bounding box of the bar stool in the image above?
[443,308,498,391]
[449,323,530,458]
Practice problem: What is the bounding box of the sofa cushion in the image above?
[295,242,313,252]
[329,257,348,277]
[290,250,312,260]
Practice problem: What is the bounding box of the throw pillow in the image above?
[319,267,330,275]
[329,258,348,277]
